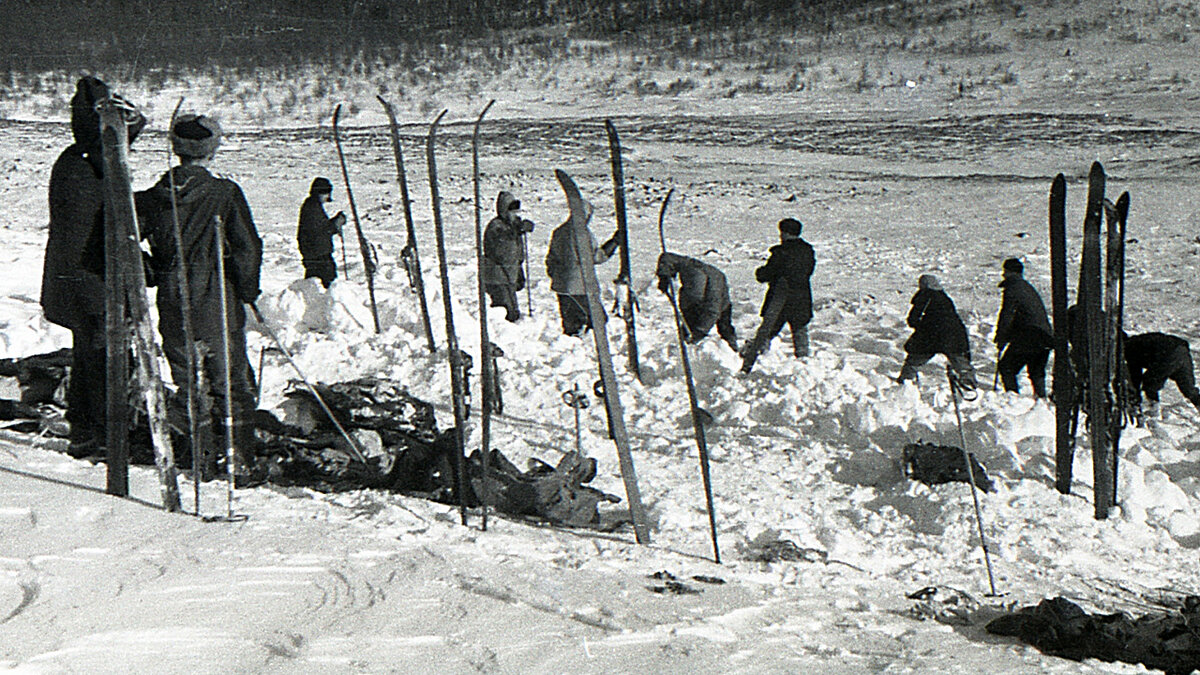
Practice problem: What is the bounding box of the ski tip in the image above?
[1089,160,1105,178]
[1052,173,1066,187]
[430,109,448,127]
[1117,191,1130,209]
[477,100,495,119]
[376,94,389,107]
[333,103,343,124]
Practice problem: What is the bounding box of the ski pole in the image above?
[521,232,533,318]
[213,217,236,518]
[946,365,999,597]
[166,98,202,516]
[248,303,369,467]
[992,345,1005,392]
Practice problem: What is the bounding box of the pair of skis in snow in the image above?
[1050,162,1138,520]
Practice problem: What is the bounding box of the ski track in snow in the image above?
[2,111,1199,673]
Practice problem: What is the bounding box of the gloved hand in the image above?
[517,218,535,234]
[331,211,347,234]
[600,230,620,257]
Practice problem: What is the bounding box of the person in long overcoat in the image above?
[740,218,815,373]
[655,252,738,351]
[136,114,263,482]
[898,274,976,387]
[40,76,145,456]
[483,191,534,322]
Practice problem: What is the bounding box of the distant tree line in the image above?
[0,0,906,71]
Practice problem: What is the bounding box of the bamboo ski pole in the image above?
[213,218,237,518]
[946,365,999,596]
[472,100,495,531]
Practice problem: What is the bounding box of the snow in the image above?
[4,68,1200,675]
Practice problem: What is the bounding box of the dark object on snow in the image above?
[0,348,72,405]
[646,571,702,596]
[267,377,621,528]
[986,596,1200,675]
[741,530,828,564]
[902,442,994,493]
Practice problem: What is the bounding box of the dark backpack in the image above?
[902,442,994,492]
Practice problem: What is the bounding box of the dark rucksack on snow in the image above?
[902,442,994,492]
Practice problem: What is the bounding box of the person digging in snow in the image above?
[545,198,618,336]
[898,274,977,387]
[1123,333,1200,418]
[41,76,146,458]
[296,177,345,289]
[135,114,264,485]
[483,191,534,322]
[993,257,1052,397]
[655,252,738,351]
[740,217,815,373]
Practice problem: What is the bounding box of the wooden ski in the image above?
[555,169,650,544]
[378,95,436,353]
[472,99,495,531]
[332,104,381,333]
[427,109,470,527]
[604,120,641,382]
[1080,161,1112,519]
[98,99,181,512]
[656,188,719,563]
[1049,173,1076,494]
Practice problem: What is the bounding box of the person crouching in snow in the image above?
[1124,333,1200,418]
[545,199,618,336]
[655,252,738,352]
[296,177,345,289]
[740,217,815,373]
[483,191,534,322]
[136,114,264,485]
[898,274,977,388]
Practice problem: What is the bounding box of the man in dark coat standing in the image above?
[137,114,263,482]
[545,200,618,336]
[41,76,145,457]
[898,274,976,387]
[296,177,345,288]
[1125,332,1200,417]
[740,218,815,373]
[656,252,738,352]
[483,191,534,322]
[994,258,1053,397]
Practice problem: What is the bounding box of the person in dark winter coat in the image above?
[136,114,263,481]
[740,218,815,373]
[483,191,534,322]
[296,177,345,288]
[994,258,1053,397]
[1125,333,1200,416]
[898,274,976,387]
[656,252,738,351]
[40,76,145,457]
[545,200,618,336]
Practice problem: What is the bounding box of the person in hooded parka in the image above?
[655,251,738,352]
[545,199,618,336]
[41,76,146,457]
[898,274,977,387]
[136,114,263,482]
[483,191,534,322]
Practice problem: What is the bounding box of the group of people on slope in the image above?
[42,76,263,482]
[896,258,1200,417]
[40,76,1200,480]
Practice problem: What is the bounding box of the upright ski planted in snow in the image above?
[555,169,649,544]
[1080,161,1113,519]
[1104,191,1134,504]
[378,96,436,353]
[657,188,720,563]
[1049,174,1076,495]
[472,99,495,531]
[332,104,381,333]
[428,109,470,527]
[604,120,641,382]
[98,99,181,512]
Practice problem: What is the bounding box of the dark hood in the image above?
[496,191,517,219]
[70,76,146,153]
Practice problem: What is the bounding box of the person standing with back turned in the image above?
[741,218,815,374]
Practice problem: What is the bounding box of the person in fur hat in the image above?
[41,76,145,457]
[898,274,977,387]
[544,199,618,336]
[993,257,1052,397]
[136,113,264,484]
